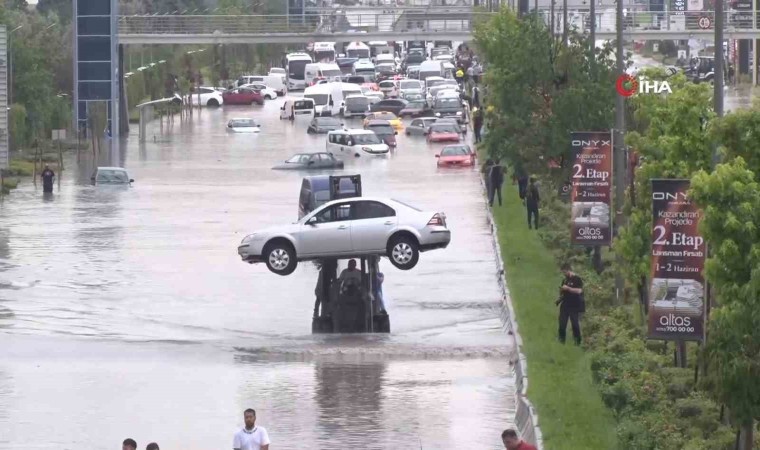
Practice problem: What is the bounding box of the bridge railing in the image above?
[118,12,492,36]
[533,8,756,34]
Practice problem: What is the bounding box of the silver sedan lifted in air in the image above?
[238,197,451,275]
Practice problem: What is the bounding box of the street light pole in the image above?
[8,25,23,106]
[714,0,724,120]
[614,0,626,303]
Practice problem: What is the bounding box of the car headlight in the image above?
[241,234,256,244]
[435,113,441,117]
[456,111,463,115]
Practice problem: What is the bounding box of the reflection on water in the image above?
[0,99,516,448]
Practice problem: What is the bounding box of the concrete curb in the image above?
[480,177,545,449]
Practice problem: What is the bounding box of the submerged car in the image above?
[222,87,264,105]
[227,118,261,133]
[272,152,344,170]
[91,166,133,185]
[399,100,428,118]
[363,111,402,130]
[406,117,438,136]
[307,116,343,134]
[237,197,451,275]
[436,144,475,167]
[364,119,397,147]
[426,123,461,143]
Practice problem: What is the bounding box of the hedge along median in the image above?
[489,173,738,450]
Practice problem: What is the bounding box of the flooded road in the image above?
[0,99,515,449]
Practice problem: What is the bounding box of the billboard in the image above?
[648,179,706,341]
[569,132,613,246]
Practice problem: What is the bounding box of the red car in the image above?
[436,144,475,167]
[222,87,264,105]
[426,123,461,143]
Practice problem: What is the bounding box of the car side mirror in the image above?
[435,154,440,158]
[129,179,135,183]
[395,131,398,135]
[308,160,315,165]
[307,216,318,225]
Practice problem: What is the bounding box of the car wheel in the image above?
[267,94,274,100]
[387,234,419,270]
[207,99,220,107]
[263,240,297,276]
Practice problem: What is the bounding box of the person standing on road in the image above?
[488,160,505,207]
[41,164,55,193]
[122,438,137,450]
[526,176,540,229]
[233,408,270,450]
[473,107,484,144]
[482,158,495,201]
[502,429,537,450]
[556,262,584,346]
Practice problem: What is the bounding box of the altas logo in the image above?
[616,74,672,97]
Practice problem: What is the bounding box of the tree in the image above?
[474,10,617,179]
[616,73,714,306]
[689,158,760,450]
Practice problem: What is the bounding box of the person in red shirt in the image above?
[502,429,538,450]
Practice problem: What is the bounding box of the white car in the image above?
[227,118,261,133]
[361,87,385,104]
[326,129,389,156]
[188,86,224,107]
[237,197,451,275]
[241,83,277,100]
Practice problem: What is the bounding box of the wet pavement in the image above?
[0,99,515,449]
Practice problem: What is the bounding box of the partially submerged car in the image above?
[364,119,397,147]
[237,197,451,275]
[436,144,475,167]
[272,152,344,170]
[91,167,133,185]
[227,118,261,133]
[307,116,343,134]
[426,123,461,143]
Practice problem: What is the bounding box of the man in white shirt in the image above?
[233,408,270,450]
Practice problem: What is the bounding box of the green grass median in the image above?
[491,182,619,450]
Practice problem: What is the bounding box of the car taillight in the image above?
[428,213,446,226]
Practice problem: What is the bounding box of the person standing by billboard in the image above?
[556,262,584,345]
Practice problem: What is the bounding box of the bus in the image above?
[285,52,314,91]
[313,42,336,62]
[345,42,371,59]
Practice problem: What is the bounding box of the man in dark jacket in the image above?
[525,176,540,229]
[41,164,55,193]
[488,160,505,207]
[473,107,484,143]
[556,262,584,345]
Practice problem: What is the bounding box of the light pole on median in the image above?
[614,0,626,304]
[8,25,23,106]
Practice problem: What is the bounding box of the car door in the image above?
[350,200,397,252]
[297,202,354,257]
[409,118,423,135]
[308,154,321,168]
[318,153,335,168]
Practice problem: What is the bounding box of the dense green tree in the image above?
[474,9,617,178]
[689,158,760,450]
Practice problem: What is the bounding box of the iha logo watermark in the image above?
[616,74,673,97]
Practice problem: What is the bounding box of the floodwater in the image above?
[0,99,516,449]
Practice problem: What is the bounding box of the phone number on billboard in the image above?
[662,326,695,333]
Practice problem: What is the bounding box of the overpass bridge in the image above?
[117,8,760,44]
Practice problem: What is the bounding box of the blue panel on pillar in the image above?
[78,36,111,62]
[79,82,111,100]
[78,17,111,35]
[77,0,110,16]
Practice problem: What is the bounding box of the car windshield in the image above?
[286,154,312,163]
[379,81,395,88]
[406,101,426,109]
[368,124,393,134]
[431,124,457,133]
[435,98,461,108]
[304,93,329,105]
[231,119,256,127]
[377,65,395,72]
[400,81,421,89]
[375,113,396,120]
[323,69,342,77]
[442,146,469,156]
[294,100,313,109]
[426,79,445,88]
[96,169,129,183]
[352,133,382,145]
[316,117,341,126]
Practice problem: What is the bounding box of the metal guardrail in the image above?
[117,12,488,36]
[484,178,544,450]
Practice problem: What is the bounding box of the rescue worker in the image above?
[455,67,465,87]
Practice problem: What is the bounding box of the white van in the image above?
[326,129,389,156]
[352,59,376,81]
[280,98,315,120]
[332,82,363,115]
[375,53,396,66]
[304,63,343,86]
[303,84,335,116]
[418,60,446,83]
